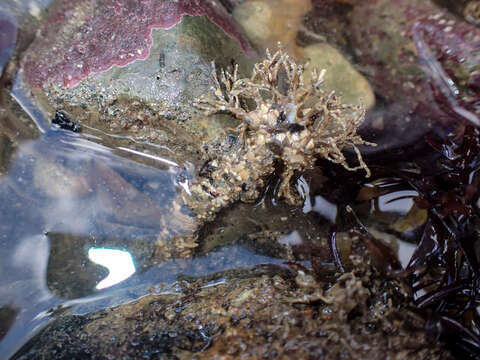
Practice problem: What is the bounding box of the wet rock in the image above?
[218,0,247,13]
[234,1,274,45]
[302,43,375,109]
[0,0,49,22]
[0,134,15,176]
[0,0,47,49]
[31,13,253,137]
[17,1,256,183]
[23,15,255,175]
[14,235,453,360]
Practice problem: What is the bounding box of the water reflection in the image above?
[0,128,181,357]
[375,190,418,214]
[88,248,136,290]
[297,176,338,223]
[0,126,294,358]
[312,195,338,224]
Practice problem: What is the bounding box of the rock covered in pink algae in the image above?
[350,0,480,129]
[21,0,252,88]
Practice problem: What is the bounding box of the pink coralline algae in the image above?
[21,0,252,88]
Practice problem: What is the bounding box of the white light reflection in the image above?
[278,230,303,245]
[11,76,50,133]
[178,178,191,195]
[295,176,311,213]
[313,195,337,223]
[117,146,179,167]
[397,240,417,269]
[88,248,136,290]
[377,190,418,214]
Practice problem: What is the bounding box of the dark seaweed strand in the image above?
[357,125,480,358]
[328,225,345,274]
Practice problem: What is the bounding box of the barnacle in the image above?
[192,47,375,208]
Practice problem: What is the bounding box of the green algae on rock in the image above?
[190,48,375,218]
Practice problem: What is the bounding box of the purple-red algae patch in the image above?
[21,0,252,88]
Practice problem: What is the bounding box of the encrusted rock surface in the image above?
[14,235,453,360]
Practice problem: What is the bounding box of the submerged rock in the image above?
[232,0,311,52]
[11,1,260,271]
[301,43,375,109]
[13,234,453,360]
[298,0,353,51]
[350,0,480,131]
[17,0,376,244]
[9,0,372,299]
[464,0,480,25]
[24,45,375,261]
